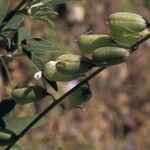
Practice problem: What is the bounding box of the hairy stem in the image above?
[5,67,106,150]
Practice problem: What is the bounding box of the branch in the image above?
[5,66,106,150]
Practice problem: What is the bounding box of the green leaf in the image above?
[22,48,45,71]
[17,27,31,44]
[34,10,58,17]
[1,13,25,31]
[33,16,55,27]
[10,144,22,150]
[43,0,81,5]
[27,38,61,55]
[5,116,46,134]
[0,0,10,24]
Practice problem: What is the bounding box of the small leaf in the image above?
[5,116,46,134]
[0,118,6,128]
[0,0,10,24]
[17,27,31,44]
[0,99,16,117]
[27,38,61,54]
[16,38,61,56]
[22,48,45,71]
[34,10,58,18]
[43,0,81,5]
[10,144,22,150]
[1,13,25,32]
[33,16,55,27]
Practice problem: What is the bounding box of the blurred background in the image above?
[0,0,150,149]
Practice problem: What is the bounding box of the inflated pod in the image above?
[107,12,147,33]
[77,34,116,54]
[11,86,48,105]
[56,54,93,75]
[92,47,129,66]
[110,30,150,45]
[0,128,16,146]
[68,84,92,106]
[43,61,78,82]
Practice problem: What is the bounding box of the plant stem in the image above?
[5,66,106,150]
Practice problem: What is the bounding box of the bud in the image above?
[107,12,147,33]
[43,61,78,81]
[56,54,93,75]
[11,86,48,105]
[68,84,92,106]
[92,47,129,66]
[77,34,116,54]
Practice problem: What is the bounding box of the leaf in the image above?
[27,38,61,54]
[0,0,10,24]
[5,116,46,134]
[17,27,31,44]
[22,48,45,71]
[22,48,58,91]
[0,99,16,117]
[0,118,6,128]
[10,144,22,150]
[34,10,58,17]
[1,13,25,32]
[43,0,81,5]
[16,38,61,56]
[33,16,55,27]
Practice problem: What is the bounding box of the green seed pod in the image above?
[77,34,116,54]
[56,54,93,75]
[11,86,48,105]
[68,84,92,106]
[111,30,150,46]
[43,61,78,82]
[92,47,129,66]
[107,12,147,33]
[0,128,16,146]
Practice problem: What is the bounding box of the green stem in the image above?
[5,66,106,150]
